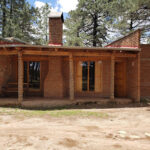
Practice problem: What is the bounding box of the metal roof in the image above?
[0,44,140,52]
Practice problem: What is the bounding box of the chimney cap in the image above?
[49,12,64,23]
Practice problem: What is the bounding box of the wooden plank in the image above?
[95,61,102,92]
[23,56,49,61]
[0,49,137,58]
[115,53,136,58]
[23,50,69,56]
[18,51,23,104]
[73,52,111,57]
[73,57,110,61]
[110,55,115,100]
[137,53,140,102]
[69,55,74,100]
[76,61,82,92]
[73,52,136,57]
[114,62,126,97]
[0,50,18,55]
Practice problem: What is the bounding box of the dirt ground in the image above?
[0,106,150,150]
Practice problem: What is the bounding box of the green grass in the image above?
[0,107,108,118]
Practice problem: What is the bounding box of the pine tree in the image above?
[65,0,111,47]
[108,0,150,41]
[64,10,84,46]
[36,3,51,45]
[0,0,38,43]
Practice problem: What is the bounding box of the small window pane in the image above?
[24,62,27,83]
[29,61,40,89]
[89,61,95,91]
[82,61,88,91]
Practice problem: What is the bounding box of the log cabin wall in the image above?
[62,57,69,98]
[11,56,18,82]
[41,60,49,96]
[0,56,12,95]
[44,56,64,98]
[140,44,150,98]
[126,55,140,101]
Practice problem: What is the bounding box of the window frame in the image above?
[75,60,102,93]
[82,61,95,92]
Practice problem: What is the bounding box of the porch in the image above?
[0,97,133,108]
[0,45,141,107]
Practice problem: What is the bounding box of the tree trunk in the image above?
[9,0,13,37]
[2,0,6,37]
[129,18,133,31]
[93,14,98,47]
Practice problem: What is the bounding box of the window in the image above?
[82,61,95,91]
[24,61,40,90]
[76,61,102,92]
[29,61,40,89]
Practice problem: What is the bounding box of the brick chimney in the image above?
[49,12,64,46]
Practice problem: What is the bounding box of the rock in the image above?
[129,135,141,140]
[145,133,150,138]
[118,131,127,135]
[106,133,113,138]
[119,134,126,138]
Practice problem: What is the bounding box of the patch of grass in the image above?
[0,107,108,118]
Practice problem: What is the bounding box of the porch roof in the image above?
[0,44,141,52]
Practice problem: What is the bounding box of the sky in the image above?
[26,0,78,19]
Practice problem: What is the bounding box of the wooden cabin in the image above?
[0,12,149,106]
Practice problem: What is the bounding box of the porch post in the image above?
[18,51,23,104]
[110,55,115,100]
[69,54,74,100]
[137,53,140,102]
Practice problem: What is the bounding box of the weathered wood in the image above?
[110,55,115,100]
[23,51,69,56]
[114,62,126,97]
[0,50,17,55]
[23,56,49,61]
[69,54,74,100]
[18,51,23,104]
[75,61,82,92]
[95,61,102,92]
[73,52,136,57]
[22,50,136,57]
[137,53,140,102]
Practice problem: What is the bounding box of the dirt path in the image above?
[0,107,150,150]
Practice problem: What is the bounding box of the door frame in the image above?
[114,60,126,98]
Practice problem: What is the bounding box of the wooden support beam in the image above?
[110,55,115,100]
[23,56,49,61]
[73,52,111,57]
[137,53,140,102]
[22,50,136,58]
[23,50,69,56]
[73,52,136,57]
[115,53,136,58]
[69,54,74,100]
[0,50,18,55]
[18,51,23,105]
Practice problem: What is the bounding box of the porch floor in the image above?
[0,97,133,108]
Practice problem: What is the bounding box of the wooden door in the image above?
[115,62,126,97]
